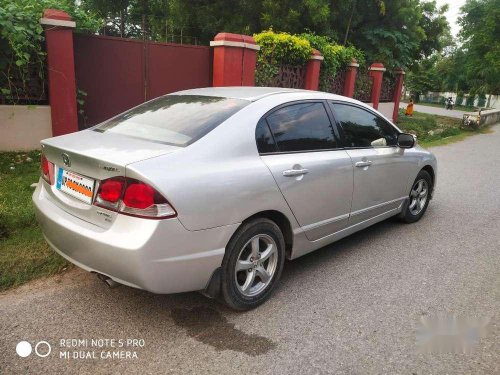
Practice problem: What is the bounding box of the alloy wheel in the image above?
[409,179,428,216]
[234,234,278,297]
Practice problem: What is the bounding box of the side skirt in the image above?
[290,200,407,260]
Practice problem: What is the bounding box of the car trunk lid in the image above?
[41,130,180,228]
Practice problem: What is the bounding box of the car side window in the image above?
[330,103,398,148]
[255,118,277,153]
[265,102,337,152]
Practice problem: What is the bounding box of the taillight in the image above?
[94,177,176,219]
[123,183,155,209]
[40,154,54,185]
[99,178,124,202]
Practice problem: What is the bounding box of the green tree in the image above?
[406,55,443,100]
[457,0,500,94]
[333,0,450,69]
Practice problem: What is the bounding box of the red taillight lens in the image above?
[99,179,124,202]
[94,177,176,219]
[40,154,54,185]
[123,183,154,209]
[41,155,49,175]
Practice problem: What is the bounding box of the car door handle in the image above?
[355,161,373,167]
[283,168,309,177]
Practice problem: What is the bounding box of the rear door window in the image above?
[265,102,337,152]
[94,95,249,147]
[255,119,278,153]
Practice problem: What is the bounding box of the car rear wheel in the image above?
[399,169,433,223]
[221,218,285,310]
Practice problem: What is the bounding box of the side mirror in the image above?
[397,133,415,148]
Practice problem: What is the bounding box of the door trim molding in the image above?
[350,196,407,217]
[300,213,350,233]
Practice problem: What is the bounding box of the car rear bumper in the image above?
[33,181,238,294]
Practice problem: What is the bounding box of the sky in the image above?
[436,0,467,37]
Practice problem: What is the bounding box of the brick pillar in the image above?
[343,58,359,98]
[40,9,78,136]
[210,33,259,87]
[304,49,323,91]
[368,62,386,110]
[392,68,405,123]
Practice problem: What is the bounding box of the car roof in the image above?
[171,86,399,128]
[172,86,343,102]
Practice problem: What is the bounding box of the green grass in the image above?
[0,151,69,291]
[405,101,479,112]
[396,110,488,148]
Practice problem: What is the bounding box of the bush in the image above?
[466,94,476,106]
[477,93,486,107]
[253,30,313,86]
[299,32,364,91]
[253,29,364,88]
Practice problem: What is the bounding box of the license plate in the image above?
[56,167,95,204]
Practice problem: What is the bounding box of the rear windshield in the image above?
[94,95,249,147]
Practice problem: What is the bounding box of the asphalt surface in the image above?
[399,102,472,119]
[1,126,499,374]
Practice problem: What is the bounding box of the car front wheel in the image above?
[221,218,285,310]
[399,169,433,223]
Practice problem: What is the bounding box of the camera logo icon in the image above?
[16,341,51,358]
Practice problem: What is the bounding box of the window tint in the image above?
[266,102,337,152]
[94,95,249,147]
[331,103,398,147]
[255,119,277,153]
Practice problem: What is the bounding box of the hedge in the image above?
[253,29,364,89]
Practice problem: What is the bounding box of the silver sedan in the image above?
[33,87,437,310]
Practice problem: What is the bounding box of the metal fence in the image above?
[256,65,306,89]
[73,34,212,129]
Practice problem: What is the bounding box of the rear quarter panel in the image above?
[125,98,303,231]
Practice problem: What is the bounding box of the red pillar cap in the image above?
[241,35,257,46]
[214,32,257,46]
[43,9,73,21]
[309,49,324,61]
[370,62,385,69]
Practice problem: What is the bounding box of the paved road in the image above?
[400,101,473,119]
[1,127,499,374]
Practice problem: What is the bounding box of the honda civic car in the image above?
[33,87,437,310]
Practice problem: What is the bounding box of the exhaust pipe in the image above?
[96,273,121,288]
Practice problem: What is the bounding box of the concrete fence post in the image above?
[343,58,359,98]
[210,33,259,87]
[368,62,386,110]
[392,68,405,123]
[40,9,78,136]
[304,49,323,91]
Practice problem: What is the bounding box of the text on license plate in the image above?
[56,167,95,204]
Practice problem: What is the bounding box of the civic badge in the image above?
[62,153,71,167]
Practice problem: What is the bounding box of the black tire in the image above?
[398,169,433,223]
[221,218,285,311]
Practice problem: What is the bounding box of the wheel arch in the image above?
[241,210,294,259]
[421,165,435,197]
[202,209,293,301]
